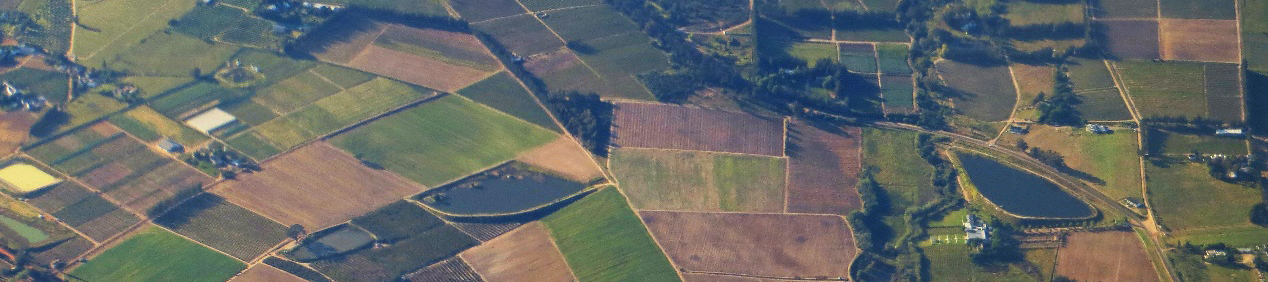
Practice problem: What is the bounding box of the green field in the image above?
[155,194,288,261]
[923,243,1039,281]
[74,0,197,65]
[542,188,680,282]
[228,77,432,160]
[834,21,909,42]
[252,70,344,114]
[1068,58,1115,91]
[839,45,878,73]
[450,0,527,22]
[1018,126,1143,201]
[1115,61,1208,119]
[106,31,240,77]
[226,49,319,89]
[321,0,451,17]
[876,43,911,74]
[71,226,246,282]
[1003,1,1084,26]
[540,5,641,42]
[1145,129,1247,156]
[1244,0,1268,71]
[474,14,566,56]
[861,129,937,248]
[1077,88,1133,121]
[219,16,286,49]
[350,201,445,242]
[788,42,838,67]
[0,68,71,104]
[1160,0,1236,20]
[16,0,73,53]
[1146,158,1263,231]
[575,32,671,78]
[609,148,787,212]
[109,106,210,146]
[148,82,246,118]
[330,95,558,186]
[881,75,914,111]
[171,3,242,39]
[457,72,560,132]
[936,60,1017,121]
[35,94,128,138]
[309,64,376,88]
[1169,225,1268,247]
[123,76,194,98]
[519,0,602,12]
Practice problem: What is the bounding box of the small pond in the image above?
[418,163,586,215]
[0,215,48,243]
[288,224,374,261]
[958,154,1093,218]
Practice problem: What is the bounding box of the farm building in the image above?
[1215,128,1245,137]
[157,139,184,153]
[964,214,988,242]
[0,163,61,194]
[1085,124,1112,134]
[1121,197,1145,209]
[185,108,237,133]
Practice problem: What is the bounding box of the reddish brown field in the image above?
[786,123,862,215]
[516,136,605,182]
[460,222,577,282]
[213,142,426,230]
[229,264,305,282]
[1056,231,1159,282]
[346,45,491,92]
[1160,19,1239,63]
[0,111,35,154]
[640,211,857,279]
[103,159,212,214]
[376,25,499,69]
[524,49,612,96]
[613,102,785,156]
[303,15,389,64]
[1099,20,1161,60]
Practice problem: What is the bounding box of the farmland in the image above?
[320,0,451,17]
[1099,20,1161,60]
[373,25,500,72]
[305,19,499,92]
[640,211,857,279]
[228,264,305,282]
[539,5,639,42]
[609,148,786,212]
[73,0,196,66]
[876,43,912,74]
[924,242,1048,281]
[418,163,588,215]
[1114,61,1209,119]
[934,60,1017,122]
[105,31,240,77]
[400,258,484,281]
[0,68,70,104]
[48,192,140,242]
[1010,64,1054,119]
[786,123,864,215]
[1003,1,1084,26]
[155,194,288,261]
[1095,0,1157,18]
[473,14,565,56]
[861,128,938,248]
[1145,128,1247,156]
[542,188,679,282]
[1160,19,1240,63]
[213,142,426,229]
[449,0,527,22]
[522,50,611,95]
[1160,0,1236,20]
[1014,126,1143,202]
[350,201,445,242]
[1057,231,1159,282]
[613,102,785,156]
[1204,63,1244,121]
[515,137,605,182]
[457,71,561,132]
[573,32,670,78]
[1146,158,1263,231]
[330,95,558,186]
[839,43,877,73]
[310,225,479,281]
[881,75,914,112]
[70,226,246,282]
[460,222,577,282]
[30,236,92,265]
[108,106,209,146]
[788,42,838,67]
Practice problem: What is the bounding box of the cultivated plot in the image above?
[400,257,485,282]
[310,225,479,281]
[71,226,246,282]
[1146,159,1263,231]
[156,194,289,261]
[1115,61,1208,118]
[542,188,679,281]
[515,137,604,182]
[1056,231,1159,282]
[460,222,577,282]
[1160,0,1236,20]
[935,60,1017,122]
[609,148,786,212]
[1099,20,1161,60]
[1094,0,1156,18]
[303,18,499,92]
[613,102,785,156]
[1160,19,1240,63]
[1014,126,1143,202]
[881,74,915,113]
[787,123,863,215]
[228,264,306,282]
[1204,63,1243,121]
[450,0,528,22]
[30,236,93,265]
[457,71,561,132]
[0,112,34,154]
[839,43,878,73]
[104,31,240,77]
[473,14,565,56]
[521,49,614,97]
[1010,64,1055,119]
[214,142,425,229]
[641,211,857,279]
[72,0,197,66]
[1003,1,1084,26]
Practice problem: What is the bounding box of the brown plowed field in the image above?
[1099,20,1161,60]
[786,123,862,215]
[516,137,604,182]
[613,102,785,156]
[640,211,856,279]
[103,159,211,214]
[346,45,490,92]
[304,15,389,64]
[1160,19,1239,63]
[1055,231,1159,282]
[460,222,577,282]
[376,25,499,70]
[214,142,426,230]
[229,264,305,282]
[0,111,34,154]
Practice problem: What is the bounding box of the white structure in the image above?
[1215,128,1245,137]
[185,108,237,133]
[964,214,988,242]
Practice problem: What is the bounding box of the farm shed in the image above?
[185,108,237,133]
[156,138,183,153]
[0,163,61,194]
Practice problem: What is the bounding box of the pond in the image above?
[288,224,374,261]
[417,163,586,215]
[0,215,48,243]
[958,154,1093,219]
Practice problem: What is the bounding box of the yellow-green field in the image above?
[0,163,60,193]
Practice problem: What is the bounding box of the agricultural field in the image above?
[473,14,565,56]
[538,5,639,42]
[839,43,877,73]
[613,102,785,156]
[320,0,451,17]
[0,68,70,104]
[104,31,241,77]
[1095,0,1157,18]
[228,264,305,282]
[521,49,614,97]
[786,123,864,215]
[1003,1,1084,26]
[1145,158,1263,231]
[924,243,1042,281]
[1099,20,1161,60]
[1145,128,1247,156]
[14,0,73,53]
[71,226,246,282]
[876,43,912,75]
[72,0,197,66]
[861,128,938,248]
[1010,64,1055,120]
[881,74,915,113]
[514,137,604,182]
[399,258,484,282]
[573,32,671,79]
[1114,61,1210,119]
[122,76,193,99]
[30,236,93,265]
[788,42,838,67]
[1057,231,1159,282]
[459,222,577,282]
[418,163,587,215]
[518,0,601,12]
[609,148,786,212]
[31,93,127,138]
[761,0,833,39]
[452,221,525,242]
[457,71,560,132]
[934,60,1017,122]
[1160,0,1236,20]
[310,225,479,281]
[30,182,140,242]
[1167,224,1268,247]
[349,201,445,243]
[330,95,558,186]
[449,0,527,22]
[640,211,856,279]
[373,25,500,72]
[1204,63,1244,121]
[1245,0,1268,71]
[108,106,209,146]
[0,112,35,155]
[1077,89,1133,121]
[305,19,499,92]
[834,17,909,42]
[1010,126,1143,201]
[155,194,288,261]
[542,188,679,282]
[1160,19,1240,63]
[213,142,426,229]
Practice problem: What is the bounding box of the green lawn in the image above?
[542,188,680,282]
[74,0,197,65]
[609,148,786,212]
[329,94,558,186]
[1115,61,1208,119]
[71,226,245,282]
[1146,159,1264,231]
[456,72,560,132]
[106,31,240,77]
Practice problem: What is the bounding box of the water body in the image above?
[958,154,1094,218]
[0,215,48,243]
[419,165,586,215]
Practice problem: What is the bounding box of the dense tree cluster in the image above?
[544,91,613,157]
[1037,64,1083,125]
[648,0,749,31]
[970,218,1023,265]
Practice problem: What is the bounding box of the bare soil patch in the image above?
[1099,20,1161,60]
[1056,231,1159,282]
[0,111,35,154]
[515,137,604,182]
[786,123,863,215]
[640,211,856,279]
[214,142,426,230]
[460,222,576,282]
[1160,19,1239,63]
[304,16,390,64]
[613,102,785,156]
[229,264,305,282]
[346,45,490,92]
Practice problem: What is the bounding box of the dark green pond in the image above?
[418,164,586,215]
[959,154,1093,218]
